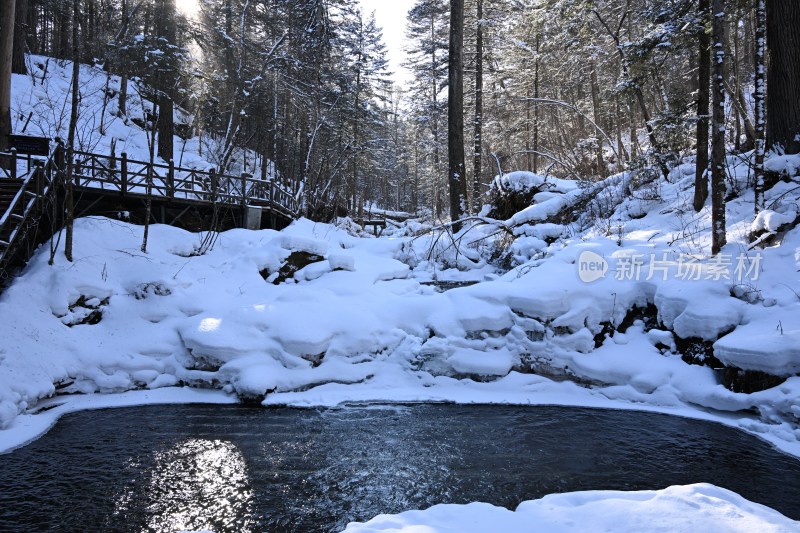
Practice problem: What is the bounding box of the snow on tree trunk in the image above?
[754,0,766,214]
[711,0,727,256]
[448,0,467,230]
[694,0,711,212]
[471,0,483,214]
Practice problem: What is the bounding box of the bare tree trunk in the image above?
[65,0,80,262]
[533,31,540,173]
[766,0,800,154]
[615,93,629,165]
[430,11,441,219]
[116,0,129,118]
[448,0,467,230]
[142,101,157,253]
[11,0,27,74]
[731,86,755,148]
[86,0,95,62]
[118,73,128,117]
[590,62,606,178]
[629,101,638,158]
[471,0,483,213]
[24,0,36,55]
[711,0,727,255]
[58,3,70,59]
[156,0,175,162]
[753,0,766,213]
[694,0,711,212]
[0,0,15,152]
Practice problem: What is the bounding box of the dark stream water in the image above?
[1,404,799,532]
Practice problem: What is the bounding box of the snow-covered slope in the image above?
[10,55,278,178]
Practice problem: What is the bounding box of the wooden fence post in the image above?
[9,148,16,180]
[54,140,65,185]
[120,152,128,196]
[168,159,175,199]
[34,161,44,211]
[73,152,80,186]
[241,172,249,211]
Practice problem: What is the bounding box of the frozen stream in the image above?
[1,404,799,532]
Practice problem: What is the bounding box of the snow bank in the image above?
[492,170,578,195]
[343,484,799,533]
[1,202,800,456]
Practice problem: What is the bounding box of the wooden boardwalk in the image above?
[0,143,300,278]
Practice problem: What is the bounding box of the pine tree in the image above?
[448,0,467,228]
[471,0,483,212]
[694,0,711,212]
[0,0,14,151]
[753,0,766,213]
[766,0,800,154]
[710,0,726,255]
[337,7,392,215]
[405,0,449,217]
[155,0,177,162]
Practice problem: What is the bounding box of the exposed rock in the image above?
[723,368,787,394]
[132,282,172,299]
[675,336,725,369]
[260,251,325,284]
[57,296,110,327]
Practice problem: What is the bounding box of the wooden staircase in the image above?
[0,179,26,264]
[0,161,50,283]
[0,179,24,216]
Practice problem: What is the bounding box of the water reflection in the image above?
[113,439,254,532]
[0,404,799,532]
[312,407,461,520]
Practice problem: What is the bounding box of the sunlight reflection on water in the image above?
[114,439,254,532]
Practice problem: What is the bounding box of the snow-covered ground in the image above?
[10,55,280,179]
[343,484,799,532]
[3,53,800,528]
[2,155,800,459]
[1,152,800,434]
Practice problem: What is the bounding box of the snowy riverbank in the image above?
[1,196,799,458]
[1,158,799,529]
[342,484,800,532]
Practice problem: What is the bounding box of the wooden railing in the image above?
[0,148,40,181]
[0,143,301,275]
[70,148,299,216]
[0,158,50,273]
